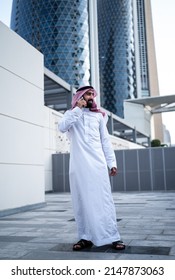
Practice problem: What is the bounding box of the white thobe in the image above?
[59,107,121,246]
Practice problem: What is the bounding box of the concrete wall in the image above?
[0,22,45,213]
[52,147,175,192]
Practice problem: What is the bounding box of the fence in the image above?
[52,147,175,192]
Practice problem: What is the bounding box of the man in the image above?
[59,86,125,251]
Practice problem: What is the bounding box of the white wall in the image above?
[124,101,151,136]
[0,22,45,212]
[110,135,144,150]
[44,107,70,192]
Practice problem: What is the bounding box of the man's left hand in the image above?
[109,167,117,176]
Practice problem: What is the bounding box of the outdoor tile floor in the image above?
[0,192,175,260]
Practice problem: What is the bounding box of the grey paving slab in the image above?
[20,251,120,260]
[0,249,29,259]
[170,246,175,256]
[5,242,55,251]
[129,240,175,247]
[163,229,175,235]
[146,235,175,241]
[50,243,171,256]
[0,236,34,242]
[117,254,175,260]
[0,191,174,260]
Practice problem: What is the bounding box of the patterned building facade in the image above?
[97,0,137,117]
[136,0,150,97]
[11,0,91,88]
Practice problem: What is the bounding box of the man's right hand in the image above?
[109,167,117,176]
[76,98,87,108]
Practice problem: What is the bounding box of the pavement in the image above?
[0,191,175,260]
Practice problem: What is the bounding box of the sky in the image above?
[0,0,175,144]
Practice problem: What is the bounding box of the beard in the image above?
[86,99,93,108]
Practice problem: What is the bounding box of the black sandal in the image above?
[73,239,93,251]
[112,240,125,250]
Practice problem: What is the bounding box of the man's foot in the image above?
[73,239,93,251]
[112,240,125,250]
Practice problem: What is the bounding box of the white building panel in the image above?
[0,68,44,126]
[0,21,45,213]
[0,115,44,165]
[0,21,43,89]
[0,164,44,211]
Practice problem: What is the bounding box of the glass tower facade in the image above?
[97,0,137,117]
[11,0,91,88]
[136,0,149,97]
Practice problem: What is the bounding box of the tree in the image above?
[151,139,161,147]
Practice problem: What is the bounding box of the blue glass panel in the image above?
[11,0,91,88]
[97,0,137,117]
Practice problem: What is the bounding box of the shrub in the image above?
[151,139,161,147]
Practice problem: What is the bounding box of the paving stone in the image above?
[50,243,170,256]
[0,249,29,259]
[146,235,175,241]
[169,246,175,256]
[129,240,175,247]
[0,236,35,242]
[0,192,174,260]
[117,254,175,260]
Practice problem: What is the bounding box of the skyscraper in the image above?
[136,0,163,141]
[97,0,137,118]
[136,0,150,97]
[97,0,163,141]
[11,0,92,88]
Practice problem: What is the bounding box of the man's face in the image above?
[83,91,94,108]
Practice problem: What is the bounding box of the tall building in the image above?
[136,0,149,97]
[97,0,163,140]
[10,0,99,90]
[137,0,163,141]
[97,0,137,118]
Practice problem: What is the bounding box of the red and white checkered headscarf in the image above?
[71,86,105,116]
